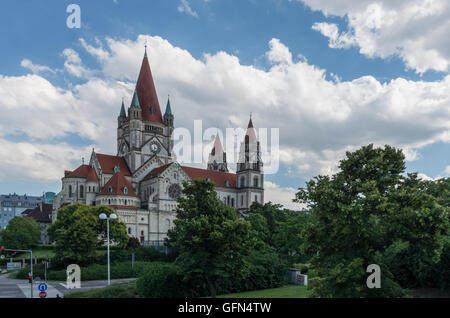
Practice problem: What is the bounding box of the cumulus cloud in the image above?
[301,0,450,74]
[1,35,449,199]
[264,181,301,210]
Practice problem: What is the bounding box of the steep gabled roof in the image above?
[66,165,91,178]
[182,166,236,188]
[95,153,131,176]
[99,172,138,197]
[136,52,163,124]
[142,163,173,181]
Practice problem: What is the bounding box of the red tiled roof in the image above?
[182,166,236,188]
[108,205,139,210]
[66,165,91,178]
[86,166,99,182]
[99,172,138,197]
[22,203,52,224]
[96,153,131,176]
[142,163,173,181]
[136,53,163,124]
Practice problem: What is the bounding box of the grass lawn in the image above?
[65,281,139,298]
[218,285,311,298]
[64,283,310,298]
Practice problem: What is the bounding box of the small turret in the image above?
[129,89,142,120]
[118,98,126,126]
[164,96,174,127]
[207,134,228,172]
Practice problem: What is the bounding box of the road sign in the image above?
[35,277,41,282]
[38,283,48,292]
[0,255,4,259]
[39,291,47,298]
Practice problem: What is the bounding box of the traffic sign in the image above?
[0,255,4,259]
[39,291,47,298]
[38,283,48,292]
[35,277,41,282]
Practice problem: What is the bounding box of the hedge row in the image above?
[136,251,289,298]
[15,261,154,281]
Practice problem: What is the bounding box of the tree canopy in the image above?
[167,180,251,298]
[295,144,450,297]
[47,203,128,265]
[0,217,40,250]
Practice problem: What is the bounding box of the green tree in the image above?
[1,217,40,249]
[295,144,449,297]
[167,180,251,298]
[47,203,128,265]
[247,202,310,264]
[92,206,128,248]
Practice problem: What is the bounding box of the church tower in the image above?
[116,46,175,184]
[236,116,264,211]
[207,134,228,172]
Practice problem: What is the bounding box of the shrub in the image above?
[136,262,185,298]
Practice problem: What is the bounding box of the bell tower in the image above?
[236,116,264,212]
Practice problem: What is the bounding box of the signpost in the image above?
[2,247,34,298]
[38,283,48,292]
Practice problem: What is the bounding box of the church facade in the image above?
[52,49,264,245]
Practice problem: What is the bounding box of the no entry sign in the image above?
[39,291,47,298]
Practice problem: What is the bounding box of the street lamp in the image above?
[99,213,117,285]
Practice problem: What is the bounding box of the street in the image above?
[0,274,136,298]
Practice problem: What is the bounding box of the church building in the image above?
[52,48,264,245]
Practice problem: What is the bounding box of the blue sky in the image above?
[0,0,449,208]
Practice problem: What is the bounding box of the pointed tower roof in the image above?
[211,134,224,156]
[136,49,163,123]
[131,89,141,108]
[165,96,173,115]
[245,115,257,144]
[119,99,126,117]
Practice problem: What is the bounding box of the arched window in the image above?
[253,177,258,188]
[254,195,258,203]
[123,186,128,194]
[227,196,230,205]
[80,185,84,198]
[141,230,144,236]
[231,198,235,207]
[241,195,244,206]
[108,187,112,193]
[128,228,131,234]
[108,199,111,205]
[240,177,245,188]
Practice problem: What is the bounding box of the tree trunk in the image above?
[208,281,217,298]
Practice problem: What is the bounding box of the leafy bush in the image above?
[65,281,139,298]
[136,262,185,298]
[15,261,155,281]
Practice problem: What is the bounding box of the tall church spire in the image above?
[119,98,126,117]
[136,47,163,124]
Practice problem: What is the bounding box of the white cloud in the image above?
[20,59,55,75]
[0,138,91,182]
[1,35,449,198]
[301,0,450,74]
[178,0,199,18]
[264,181,301,210]
[62,48,93,78]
